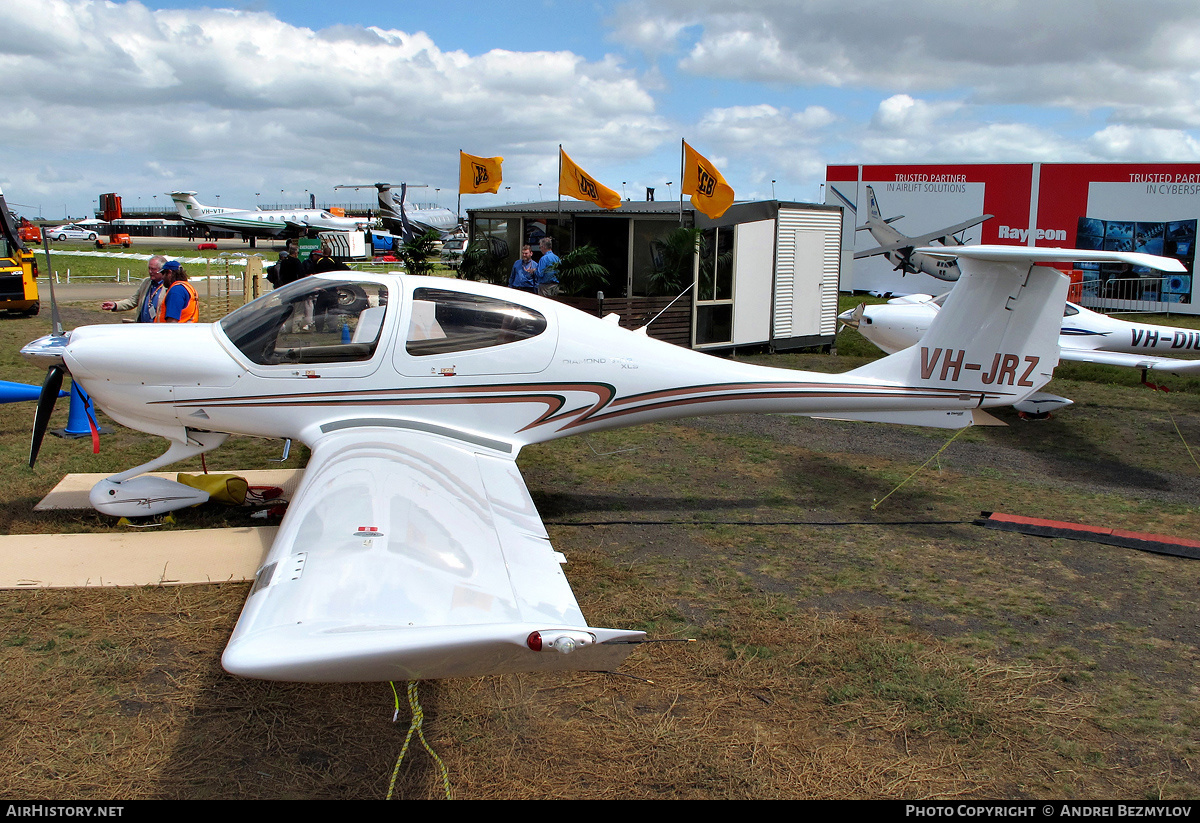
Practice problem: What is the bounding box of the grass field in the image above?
[0,266,1197,799]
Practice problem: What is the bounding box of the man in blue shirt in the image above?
[536,237,560,297]
[509,245,537,292]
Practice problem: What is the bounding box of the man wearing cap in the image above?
[155,260,198,323]
[101,255,167,322]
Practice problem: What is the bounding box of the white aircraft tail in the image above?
[865,184,882,222]
[167,190,204,219]
[855,184,884,232]
[848,246,1187,415]
[849,246,1070,411]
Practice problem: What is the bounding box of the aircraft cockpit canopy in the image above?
[220,278,388,366]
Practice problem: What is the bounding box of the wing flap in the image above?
[223,428,643,682]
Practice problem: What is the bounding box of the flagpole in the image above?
[557,145,563,228]
[679,139,686,225]
[457,151,462,225]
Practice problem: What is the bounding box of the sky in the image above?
[4,0,1200,219]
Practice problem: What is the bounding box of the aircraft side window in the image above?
[1063,304,1079,317]
[221,279,388,365]
[406,287,547,356]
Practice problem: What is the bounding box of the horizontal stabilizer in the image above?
[921,245,1187,273]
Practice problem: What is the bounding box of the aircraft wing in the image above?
[854,240,913,259]
[283,220,316,235]
[222,427,644,682]
[1060,347,1200,374]
[901,215,992,247]
[854,216,992,259]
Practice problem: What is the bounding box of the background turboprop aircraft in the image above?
[167,191,368,242]
[853,184,993,281]
[334,182,459,241]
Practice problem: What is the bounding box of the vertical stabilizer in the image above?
[167,191,203,220]
[850,248,1068,409]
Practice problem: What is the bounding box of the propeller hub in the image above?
[21,332,70,369]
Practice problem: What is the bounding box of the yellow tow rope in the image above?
[386,681,452,800]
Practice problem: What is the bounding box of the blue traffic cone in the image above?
[0,380,64,404]
[62,380,93,436]
[53,380,109,440]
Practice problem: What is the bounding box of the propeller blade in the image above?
[30,365,64,468]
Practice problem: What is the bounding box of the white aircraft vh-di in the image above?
[24,245,1081,683]
[839,247,1191,414]
[854,185,993,281]
[168,191,368,240]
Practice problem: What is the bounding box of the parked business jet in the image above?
[168,192,368,240]
[854,185,992,281]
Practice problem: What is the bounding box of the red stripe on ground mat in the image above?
[974,512,1200,560]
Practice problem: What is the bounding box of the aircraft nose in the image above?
[837,304,867,329]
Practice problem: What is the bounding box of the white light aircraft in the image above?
[854,185,993,281]
[168,191,368,240]
[334,183,458,241]
[25,245,1129,683]
[839,247,1192,413]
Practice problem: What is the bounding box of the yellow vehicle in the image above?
[0,189,39,316]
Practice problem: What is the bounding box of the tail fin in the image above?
[850,246,1187,411]
[849,247,1067,410]
[167,191,202,219]
[865,185,882,222]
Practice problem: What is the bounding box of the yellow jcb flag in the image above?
[460,151,503,194]
[558,147,622,209]
[682,141,734,219]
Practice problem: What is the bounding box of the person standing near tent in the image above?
[536,237,560,297]
[155,260,198,323]
[509,245,538,293]
[101,255,167,322]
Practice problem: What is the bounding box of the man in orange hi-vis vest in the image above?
[155,260,198,323]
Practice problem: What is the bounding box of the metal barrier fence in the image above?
[1077,274,1179,314]
[196,256,265,323]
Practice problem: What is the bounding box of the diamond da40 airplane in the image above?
[21,246,1164,683]
[168,191,368,241]
[840,250,1192,412]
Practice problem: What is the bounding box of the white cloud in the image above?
[1089,125,1200,160]
[870,95,961,133]
[619,0,1200,127]
[0,1,671,212]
